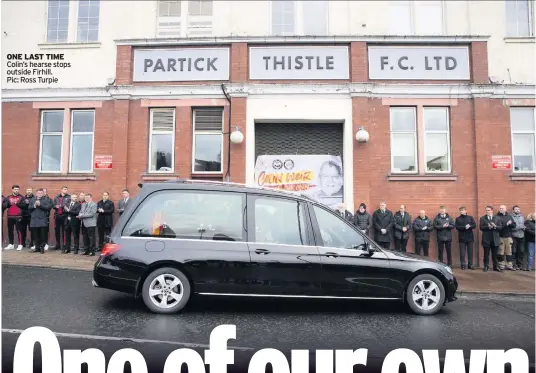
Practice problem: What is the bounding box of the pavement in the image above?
[1,265,535,373]
[2,248,535,295]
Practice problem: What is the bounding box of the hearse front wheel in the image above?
[141,267,191,314]
[406,274,445,316]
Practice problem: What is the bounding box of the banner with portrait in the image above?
[254,154,344,209]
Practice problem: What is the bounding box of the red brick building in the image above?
[2,36,535,266]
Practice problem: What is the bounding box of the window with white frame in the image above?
[46,0,101,43]
[77,0,100,42]
[510,107,535,172]
[506,0,534,37]
[192,108,223,173]
[47,0,70,43]
[156,0,213,38]
[271,0,328,36]
[388,0,444,35]
[70,110,95,173]
[39,111,64,172]
[423,107,451,172]
[390,107,418,173]
[149,109,176,173]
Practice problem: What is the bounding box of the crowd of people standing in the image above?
[336,201,535,272]
[2,185,131,255]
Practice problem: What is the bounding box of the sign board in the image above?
[249,46,349,80]
[368,46,471,80]
[95,155,112,170]
[254,154,343,209]
[133,48,230,82]
[492,155,512,170]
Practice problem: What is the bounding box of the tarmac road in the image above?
[2,265,534,373]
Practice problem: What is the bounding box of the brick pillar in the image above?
[352,97,372,206]
[116,45,133,85]
[471,41,489,84]
[230,43,248,82]
[111,100,130,192]
[176,106,193,178]
[229,97,247,183]
[350,42,368,82]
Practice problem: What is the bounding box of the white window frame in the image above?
[270,0,329,36]
[191,108,224,174]
[46,0,70,43]
[510,107,536,173]
[39,110,64,174]
[76,0,100,43]
[148,108,176,174]
[388,0,446,35]
[505,0,534,37]
[156,0,213,38]
[422,107,452,174]
[389,107,418,174]
[69,109,95,174]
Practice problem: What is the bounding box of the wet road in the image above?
[2,265,535,373]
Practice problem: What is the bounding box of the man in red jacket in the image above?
[2,185,25,250]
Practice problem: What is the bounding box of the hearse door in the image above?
[308,204,397,299]
[246,194,323,296]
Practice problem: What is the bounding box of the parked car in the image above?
[93,180,458,316]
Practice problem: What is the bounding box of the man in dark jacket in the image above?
[52,186,70,250]
[480,205,502,272]
[354,203,371,235]
[63,193,82,254]
[29,188,52,254]
[455,206,477,270]
[1,193,6,246]
[19,188,34,249]
[42,188,51,251]
[335,203,353,223]
[97,192,115,251]
[413,210,433,256]
[496,205,516,271]
[393,205,411,252]
[3,185,25,250]
[433,206,455,266]
[372,201,393,249]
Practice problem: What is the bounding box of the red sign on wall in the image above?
[95,155,112,169]
[492,155,512,170]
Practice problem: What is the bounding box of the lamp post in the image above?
[221,84,244,181]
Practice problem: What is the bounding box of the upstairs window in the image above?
[77,0,100,42]
[506,0,534,37]
[388,0,444,35]
[510,107,535,172]
[156,0,213,37]
[149,108,175,173]
[40,111,64,172]
[192,108,224,173]
[47,0,70,42]
[271,0,328,36]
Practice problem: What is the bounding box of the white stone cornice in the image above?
[2,83,535,102]
[115,35,491,46]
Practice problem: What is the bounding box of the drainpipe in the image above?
[221,83,232,182]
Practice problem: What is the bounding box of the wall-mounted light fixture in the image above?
[229,127,244,144]
[355,126,369,143]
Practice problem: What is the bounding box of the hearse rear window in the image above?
[122,190,245,241]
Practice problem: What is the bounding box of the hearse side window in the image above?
[122,190,244,241]
[312,205,365,249]
[253,197,307,246]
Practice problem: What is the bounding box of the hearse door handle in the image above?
[325,252,339,258]
[255,248,270,255]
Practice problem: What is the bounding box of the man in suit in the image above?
[117,189,131,217]
[77,193,98,256]
[455,206,477,270]
[63,193,82,254]
[393,204,411,252]
[433,206,455,266]
[372,201,394,249]
[480,205,502,272]
[28,189,52,254]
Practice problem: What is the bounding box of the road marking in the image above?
[2,328,254,351]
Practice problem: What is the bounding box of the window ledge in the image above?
[141,173,180,181]
[31,173,96,181]
[387,173,458,181]
[504,37,535,44]
[38,42,102,50]
[510,173,535,181]
[191,172,224,178]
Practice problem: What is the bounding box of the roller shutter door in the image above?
[254,123,344,160]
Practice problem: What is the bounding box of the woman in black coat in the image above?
[97,192,115,251]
